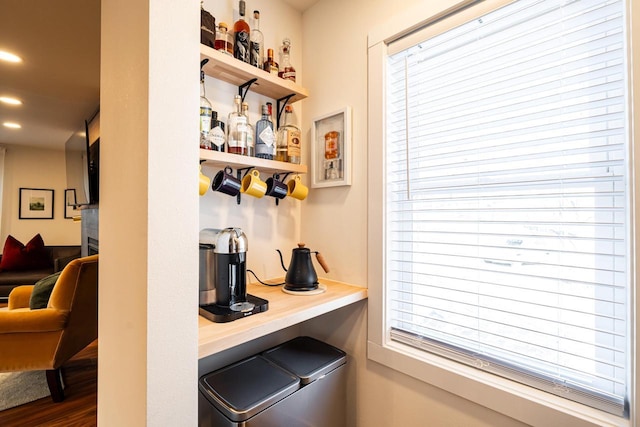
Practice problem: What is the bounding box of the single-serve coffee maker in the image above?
[199,228,268,323]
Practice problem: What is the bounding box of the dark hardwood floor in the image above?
[0,306,97,427]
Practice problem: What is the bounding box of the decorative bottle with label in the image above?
[199,69,212,149]
[233,0,250,63]
[255,104,275,159]
[227,95,247,155]
[208,111,225,151]
[276,105,301,164]
[264,49,279,76]
[214,22,233,55]
[250,10,264,69]
[278,38,296,82]
[242,102,254,157]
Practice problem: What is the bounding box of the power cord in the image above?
[247,269,285,287]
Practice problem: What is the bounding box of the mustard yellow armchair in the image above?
[0,254,98,402]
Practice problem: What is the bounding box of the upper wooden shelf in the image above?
[199,149,307,175]
[198,278,367,358]
[200,44,309,103]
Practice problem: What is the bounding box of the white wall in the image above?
[0,144,81,249]
[301,0,528,426]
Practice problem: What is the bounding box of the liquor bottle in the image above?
[214,22,233,55]
[276,105,301,164]
[255,104,275,159]
[199,69,212,149]
[264,49,279,76]
[250,10,264,69]
[209,111,225,151]
[324,131,339,159]
[242,102,255,157]
[278,38,296,82]
[233,0,250,63]
[227,95,247,155]
[200,1,216,48]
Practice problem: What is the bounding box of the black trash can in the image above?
[199,336,347,427]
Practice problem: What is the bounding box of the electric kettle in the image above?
[276,243,330,292]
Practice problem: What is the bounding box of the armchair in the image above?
[0,255,98,402]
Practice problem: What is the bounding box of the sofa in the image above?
[0,245,81,300]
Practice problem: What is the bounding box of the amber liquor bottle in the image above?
[233,0,250,63]
[278,38,296,82]
[264,49,279,76]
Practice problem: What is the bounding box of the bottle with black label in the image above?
[209,111,225,151]
[233,0,250,63]
[250,10,264,68]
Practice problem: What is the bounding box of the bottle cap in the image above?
[254,10,260,18]
[285,105,293,113]
[239,0,245,16]
[218,22,228,31]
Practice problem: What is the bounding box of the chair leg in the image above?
[46,368,65,402]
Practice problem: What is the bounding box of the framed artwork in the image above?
[64,189,81,219]
[19,188,54,219]
[310,107,352,188]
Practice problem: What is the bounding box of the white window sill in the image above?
[367,340,628,427]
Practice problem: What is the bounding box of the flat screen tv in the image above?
[65,120,99,207]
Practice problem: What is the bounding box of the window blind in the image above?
[385,0,628,416]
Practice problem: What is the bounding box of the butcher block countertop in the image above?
[198,278,368,359]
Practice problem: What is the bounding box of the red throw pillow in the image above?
[0,234,50,271]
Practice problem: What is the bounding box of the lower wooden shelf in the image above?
[198,278,367,359]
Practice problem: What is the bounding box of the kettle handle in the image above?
[315,252,330,273]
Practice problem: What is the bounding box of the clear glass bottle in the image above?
[250,10,264,69]
[233,0,250,63]
[227,95,247,155]
[276,105,301,164]
[278,38,296,82]
[255,104,275,159]
[214,22,233,55]
[199,70,212,149]
[264,48,279,76]
[242,101,255,157]
[209,111,225,151]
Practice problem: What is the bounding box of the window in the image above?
[368,0,633,423]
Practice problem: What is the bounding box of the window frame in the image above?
[366,1,638,426]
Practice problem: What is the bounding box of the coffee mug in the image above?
[212,166,241,196]
[287,175,308,200]
[241,169,267,198]
[199,165,211,196]
[265,176,288,199]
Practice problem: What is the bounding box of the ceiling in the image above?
[0,0,100,150]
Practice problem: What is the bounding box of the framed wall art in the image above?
[64,189,81,219]
[19,188,54,219]
[310,107,352,188]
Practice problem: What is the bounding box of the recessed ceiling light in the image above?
[0,51,22,63]
[3,122,21,129]
[0,96,22,105]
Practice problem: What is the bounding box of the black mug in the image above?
[265,176,288,199]
[212,166,241,196]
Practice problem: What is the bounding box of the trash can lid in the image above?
[198,355,300,422]
[262,336,347,385]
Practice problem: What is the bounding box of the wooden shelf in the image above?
[200,44,309,103]
[198,278,367,358]
[200,149,307,175]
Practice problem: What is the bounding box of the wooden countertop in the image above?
[198,278,367,359]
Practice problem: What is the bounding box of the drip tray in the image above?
[199,294,268,323]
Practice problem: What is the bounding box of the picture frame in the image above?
[64,189,81,219]
[310,107,352,188]
[19,188,54,219]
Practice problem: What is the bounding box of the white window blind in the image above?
[385,0,628,416]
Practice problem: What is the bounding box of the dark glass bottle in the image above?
[209,111,225,152]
